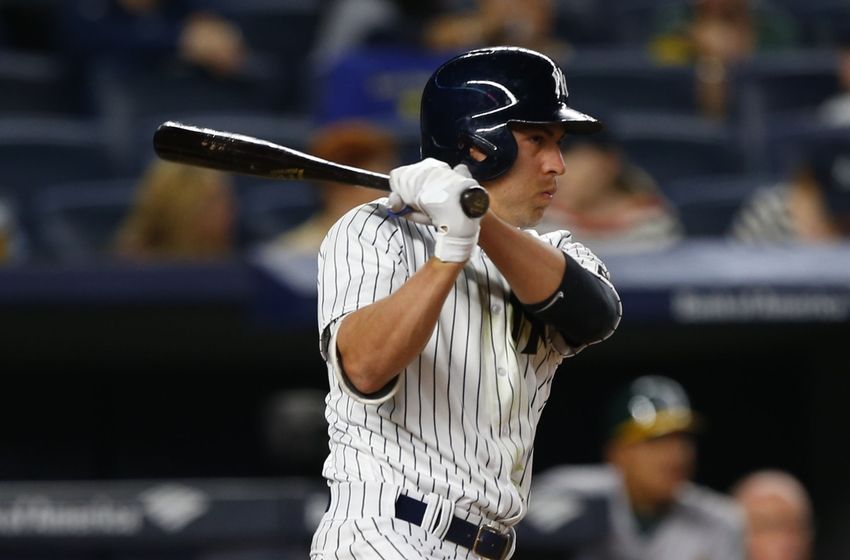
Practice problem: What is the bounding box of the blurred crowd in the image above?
[0,0,849,264]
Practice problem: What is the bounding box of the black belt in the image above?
[394,494,511,560]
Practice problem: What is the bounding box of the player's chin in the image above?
[535,196,555,215]
[523,207,548,228]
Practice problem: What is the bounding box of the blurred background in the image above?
[0,0,848,558]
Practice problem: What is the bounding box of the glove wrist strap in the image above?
[434,231,480,263]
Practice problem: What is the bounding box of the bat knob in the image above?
[461,187,489,218]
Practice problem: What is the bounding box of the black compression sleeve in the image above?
[521,252,620,347]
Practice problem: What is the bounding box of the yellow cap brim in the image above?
[613,408,700,445]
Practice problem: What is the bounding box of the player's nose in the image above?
[544,144,566,176]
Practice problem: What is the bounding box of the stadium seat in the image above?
[214,0,322,54]
[734,50,839,117]
[764,122,850,184]
[92,57,283,119]
[733,50,840,171]
[0,49,82,115]
[665,174,768,237]
[779,0,850,46]
[757,113,830,178]
[560,48,699,116]
[610,113,747,191]
[553,0,620,46]
[604,0,685,46]
[32,178,137,260]
[0,116,117,202]
[237,181,319,246]
[214,0,323,111]
[91,58,286,169]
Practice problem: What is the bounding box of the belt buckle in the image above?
[473,523,510,560]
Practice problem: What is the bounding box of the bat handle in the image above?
[380,184,490,218]
[460,186,489,218]
[379,179,489,219]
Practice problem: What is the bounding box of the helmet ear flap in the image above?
[462,128,518,182]
[420,47,600,178]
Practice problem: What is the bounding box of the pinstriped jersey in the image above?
[317,200,620,527]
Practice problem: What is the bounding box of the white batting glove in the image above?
[388,158,483,263]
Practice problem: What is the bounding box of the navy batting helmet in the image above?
[420,46,601,181]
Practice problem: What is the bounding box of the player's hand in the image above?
[388,158,483,262]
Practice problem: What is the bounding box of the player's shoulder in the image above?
[677,482,745,530]
[525,226,575,247]
[324,198,398,241]
[527,227,600,259]
[335,198,391,226]
[527,227,614,283]
[319,199,387,254]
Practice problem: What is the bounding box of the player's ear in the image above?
[469,144,487,162]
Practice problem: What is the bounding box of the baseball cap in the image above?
[604,375,700,445]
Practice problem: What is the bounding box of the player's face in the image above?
[742,494,812,560]
[481,123,566,228]
[611,432,695,508]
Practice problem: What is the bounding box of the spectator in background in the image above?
[311,0,446,67]
[650,0,799,119]
[113,160,236,260]
[818,33,850,126]
[518,375,745,560]
[0,199,25,263]
[732,470,814,560]
[730,131,850,243]
[267,120,398,254]
[60,0,246,76]
[537,129,683,254]
[424,0,571,60]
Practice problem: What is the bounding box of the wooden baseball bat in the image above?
[152,121,490,218]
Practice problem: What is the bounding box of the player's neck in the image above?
[625,486,674,520]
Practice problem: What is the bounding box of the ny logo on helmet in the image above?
[553,67,568,99]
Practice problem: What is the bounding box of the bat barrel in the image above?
[153,121,488,218]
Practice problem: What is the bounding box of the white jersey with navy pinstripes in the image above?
[316,199,620,527]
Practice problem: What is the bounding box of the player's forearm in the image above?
[336,258,464,394]
[477,211,565,304]
[479,211,621,346]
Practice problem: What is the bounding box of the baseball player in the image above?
[518,375,745,560]
[311,47,622,560]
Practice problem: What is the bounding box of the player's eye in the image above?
[559,135,576,150]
